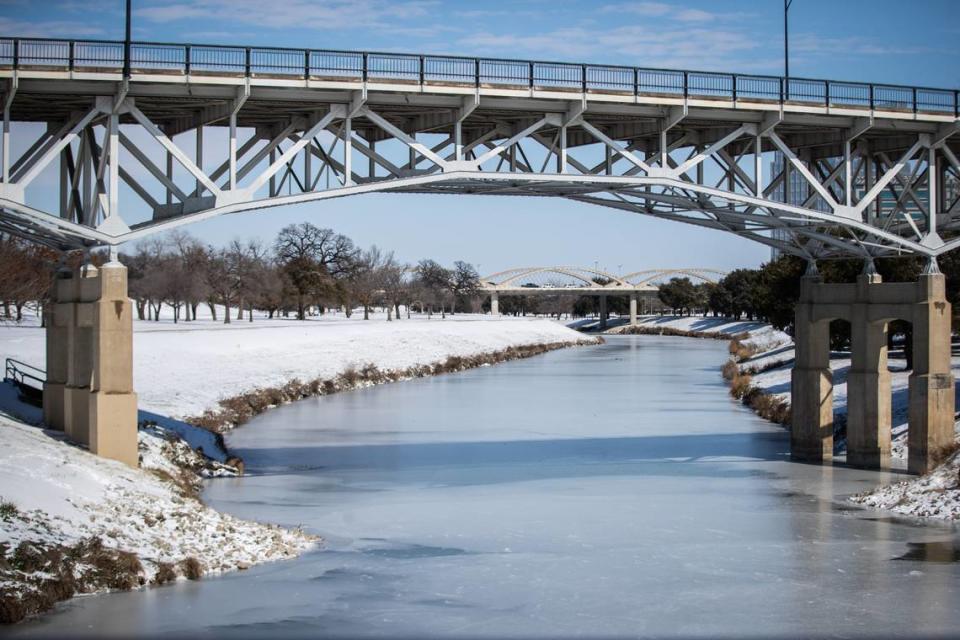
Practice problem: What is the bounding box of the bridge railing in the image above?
[0,36,957,116]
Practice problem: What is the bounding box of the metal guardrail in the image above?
[4,357,45,392]
[0,36,957,116]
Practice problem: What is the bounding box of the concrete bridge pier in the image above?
[790,273,834,464]
[629,293,638,326]
[42,268,73,431]
[908,272,956,475]
[43,259,138,467]
[490,292,499,316]
[599,295,608,330]
[846,273,892,469]
[791,268,954,474]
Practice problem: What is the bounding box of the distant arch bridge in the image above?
[481,266,726,327]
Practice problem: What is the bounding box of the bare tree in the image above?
[274,223,358,320]
[415,259,453,318]
[450,261,480,314]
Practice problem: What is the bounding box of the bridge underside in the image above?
[0,58,958,260]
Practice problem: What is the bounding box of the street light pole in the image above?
[123,0,132,79]
[784,0,793,97]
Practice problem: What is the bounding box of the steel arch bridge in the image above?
[0,37,958,263]
[480,266,724,326]
[482,266,725,293]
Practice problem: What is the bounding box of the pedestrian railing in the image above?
[0,36,956,116]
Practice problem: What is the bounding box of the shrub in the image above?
[0,499,18,520]
[152,562,177,585]
[729,374,753,399]
[745,390,791,425]
[930,440,960,469]
[721,360,739,381]
[180,557,203,580]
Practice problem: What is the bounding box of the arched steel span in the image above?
[481,266,726,293]
[0,36,958,263]
[622,268,726,286]
[483,266,632,290]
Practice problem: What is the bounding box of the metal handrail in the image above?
[4,357,45,391]
[0,36,957,116]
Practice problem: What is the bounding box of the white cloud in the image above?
[601,2,672,16]
[135,0,440,33]
[0,16,107,38]
[675,8,714,22]
[459,24,767,72]
[791,33,955,58]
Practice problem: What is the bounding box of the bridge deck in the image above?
[1,37,957,159]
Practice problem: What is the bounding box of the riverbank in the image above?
[716,320,960,520]
[0,313,596,623]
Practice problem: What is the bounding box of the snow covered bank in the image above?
[0,415,316,622]
[606,314,791,348]
[1,313,596,422]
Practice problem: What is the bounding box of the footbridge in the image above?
[0,37,956,476]
[482,266,724,327]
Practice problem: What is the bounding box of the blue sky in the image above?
[2,0,958,273]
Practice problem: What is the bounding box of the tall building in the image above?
[768,151,830,260]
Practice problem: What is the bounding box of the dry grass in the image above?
[185,339,597,434]
[722,353,791,426]
[618,325,747,341]
[148,468,201,502]
[742,388,792,424]
[1,537,146,624]
[0,500,17,520]
[152,562,177,586]
[721,359,739,381]
[930,440,960,468]
[728,338,758,363]
[729,374,753,400]
[179,557,203,581]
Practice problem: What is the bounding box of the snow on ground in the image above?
[850,450,960,519]
[0,414,316,583]
[0,311,594,422]
[604,314,792,348]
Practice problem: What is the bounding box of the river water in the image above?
[16,335,960,638]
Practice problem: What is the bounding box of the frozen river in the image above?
[16,335,960,638]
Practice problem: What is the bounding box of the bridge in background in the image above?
[482,267,724,328]
[1,36,955,478]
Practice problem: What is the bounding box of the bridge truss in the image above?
[0,37,958,261]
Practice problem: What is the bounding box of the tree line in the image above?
[0,223,483,324]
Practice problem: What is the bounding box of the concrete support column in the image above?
[847,313,891,468]
[791,277,833,462]
[87,262,138,467]
[629,293,638,326]
[599,295,608,330]
[847,273,891,469]
[63,263,98,445]
[908,273,955,474]
[42,269,73,431]
[490,292,499,316]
